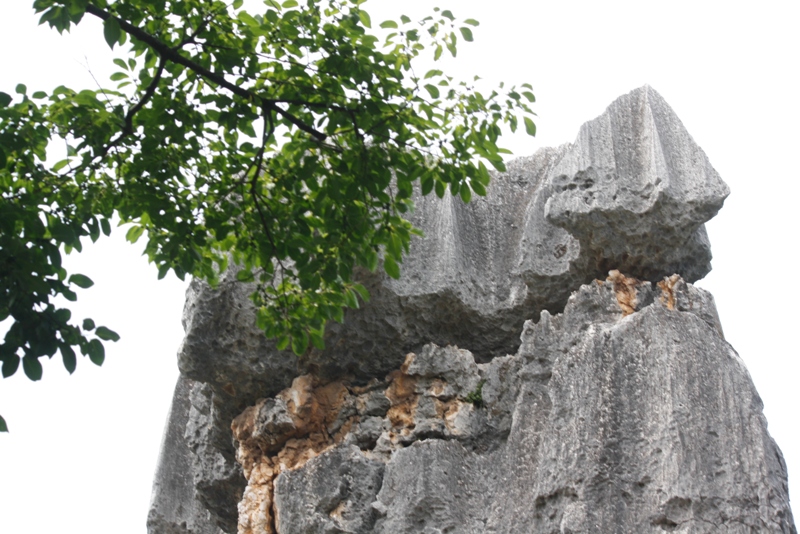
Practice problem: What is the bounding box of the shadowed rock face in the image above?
[145,87,792,534]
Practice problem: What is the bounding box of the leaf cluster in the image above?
[0,83,118,388]
[0,0,536,429]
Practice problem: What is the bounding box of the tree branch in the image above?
[84,2,328,142]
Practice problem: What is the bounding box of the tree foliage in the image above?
[0,0,535,429]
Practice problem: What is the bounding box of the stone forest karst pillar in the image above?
[147,86,795,534]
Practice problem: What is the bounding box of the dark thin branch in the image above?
[248,106,292,314]
[125,57,167,131]
[67,55,167,178]
[99,55,166,161]
[84,3,328,142]
[248,106,284,272]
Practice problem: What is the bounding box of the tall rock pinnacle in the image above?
[148,87,793,533]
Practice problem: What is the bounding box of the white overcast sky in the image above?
[1,1,797,532]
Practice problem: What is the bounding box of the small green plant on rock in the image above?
[465,380,486,408]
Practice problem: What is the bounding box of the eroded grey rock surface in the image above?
[232,276,795,533]
[181,86,730,403]
[147,377,225,534]
[147,86,772,533]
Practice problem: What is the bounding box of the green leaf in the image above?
[237,11,259,27]
[32,91,47,99]
[95,326,120,342]
[309,328,325,350]
[103,18,121,49]
[15,83,27,95]
[52,159,70,172]
[446,39,457,57]
[61,344,77,374]
[424,84,440,99]
[0,0,543,404]
[421,175,434,196]
[524,116,537,136]
[0,415,7,432]
[276,335,290,351]
[358,10,371,28]
[87,339,105,366]
[238,121,256,138]
[236,269,255,282]
[352,283,370,303]
[1,355,20,378]
[54,308,71,324]
[22,356,43,381]
[383,255,401,279]
[522,91,535,102]
[366,249,379,271]
[489,158,507,172]
[69,273,94,288]
[125,225,144,243]
[463,18,480,26]
[291,333,307,355]
[344,289,359,309]
[434,179,446,198]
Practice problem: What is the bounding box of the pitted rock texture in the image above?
[545,85,728,282]
[149,86,735,533]
[231,275,795,533]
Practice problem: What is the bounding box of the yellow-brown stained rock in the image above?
[607,269,640,316]
[277,376,349,439]
[232,354,468,533]
[385,365,419,430]
[233,377,355,534]
[237,457,276,534]
[428,378,448,398]
[657,273,681,311]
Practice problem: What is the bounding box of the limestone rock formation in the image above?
[228,275,794,533]
[147,86,794,533]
